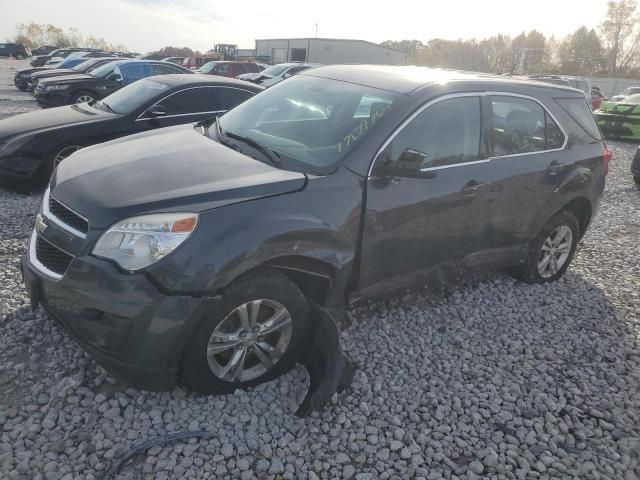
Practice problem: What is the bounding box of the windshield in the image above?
[261,64,289,77]
[72,59,93,71]
[89,62,119,78]
[216,75,398,173]
[95,78,169,114]
[198,62,218,73]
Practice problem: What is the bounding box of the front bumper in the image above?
[34,90,72,108]
[14,75,29,90]
[22,229,220,391]
[596,113,640,139]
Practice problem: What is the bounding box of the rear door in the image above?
[357,94,492,294]
[481,93,567,253]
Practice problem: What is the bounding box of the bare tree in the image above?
[601,0,640,75]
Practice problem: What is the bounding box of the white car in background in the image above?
[612,87,640,102]
[237,62,322,87]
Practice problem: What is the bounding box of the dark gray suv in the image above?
[22,66,608,398]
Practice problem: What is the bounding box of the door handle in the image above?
[462,181,489,195]
[547,160,567,176]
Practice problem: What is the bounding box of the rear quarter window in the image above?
[555,98,602,140]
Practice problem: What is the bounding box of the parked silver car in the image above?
[237,62,322,87]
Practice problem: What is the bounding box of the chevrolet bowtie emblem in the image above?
[35,214,47,235]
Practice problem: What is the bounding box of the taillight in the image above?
[603,145,612,175]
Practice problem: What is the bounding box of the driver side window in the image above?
[379,96,481,171]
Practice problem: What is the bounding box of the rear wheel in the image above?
[511,210,580,284]
[181,268,310,394]
[72,91,96,104]
[15,54,24,60]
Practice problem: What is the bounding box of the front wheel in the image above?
[181,268,310,394]
[15,54,25,60]
[72,91,96,104]
[511,210,580,284]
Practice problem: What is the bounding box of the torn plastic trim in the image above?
[295,301,355,417]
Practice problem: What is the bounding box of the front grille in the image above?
[35,236,73,276]
[49,197,88,234]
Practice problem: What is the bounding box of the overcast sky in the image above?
[1,0,610,53]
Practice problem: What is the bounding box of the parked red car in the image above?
[591,88,607,110]
[198,61,261,77]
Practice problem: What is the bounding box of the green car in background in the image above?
[595,94,640,140]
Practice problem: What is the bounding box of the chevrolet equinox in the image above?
[23,66,608,394]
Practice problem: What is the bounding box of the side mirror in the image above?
[146,104,167,117]
[373,149,435,178]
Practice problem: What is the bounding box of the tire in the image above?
[181,268,310,394]
[15,54,24,60]
[634,175,640,185]
[511,210,580,284]
[72,91,96,105]
[49,145,82,173]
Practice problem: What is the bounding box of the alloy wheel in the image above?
[75,95,94,104]
[537,225,573,278]
[206,299,293,383]
[54,146,82,167]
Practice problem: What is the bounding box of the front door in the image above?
[357,94,492,295]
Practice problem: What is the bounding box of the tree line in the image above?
[381,0,640,78]
[12,23,129,53]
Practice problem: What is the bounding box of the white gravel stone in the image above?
[0,57,639,479]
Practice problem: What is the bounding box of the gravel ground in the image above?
[0,57,639,480]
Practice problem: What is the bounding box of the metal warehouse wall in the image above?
[255,39,407,65]
[589,77,640,98]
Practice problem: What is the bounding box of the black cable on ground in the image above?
[101,430,217,480]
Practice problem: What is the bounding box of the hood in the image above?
[39,74,94,86]
[51,124,307,228]
[0,104,115,140]
[32,68,77,78]
[238,72,271,82]
[17,67,48,76]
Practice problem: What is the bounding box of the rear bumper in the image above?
[21,233,221,391]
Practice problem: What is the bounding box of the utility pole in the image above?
[315,21,318,38]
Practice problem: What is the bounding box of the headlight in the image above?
[0,135,34,157]
[92,213,198,271]
[44,84,68,91]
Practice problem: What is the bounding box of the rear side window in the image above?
[383,96,481,170]
[217,88,255,111]
[151,63,184,75]
[155,88,213,115]
[555,98,602,140]
[490,96,565,156]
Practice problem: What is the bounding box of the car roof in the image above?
[303,65,584,95]
[146,73,264,90]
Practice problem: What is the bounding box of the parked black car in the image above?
[22,66,607,395]
[632,147,640,185]
[30,48,96,67]
[14,57,119,91]
[31,45,58,56]
[0,75,261,190]
[0,43,31,59]
[34,60,193,108]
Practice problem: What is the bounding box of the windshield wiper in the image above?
[98,101,115,113]
[224,131,282,167]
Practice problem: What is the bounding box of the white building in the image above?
[254,38,407,65]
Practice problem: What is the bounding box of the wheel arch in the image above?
[559,196,592,239]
